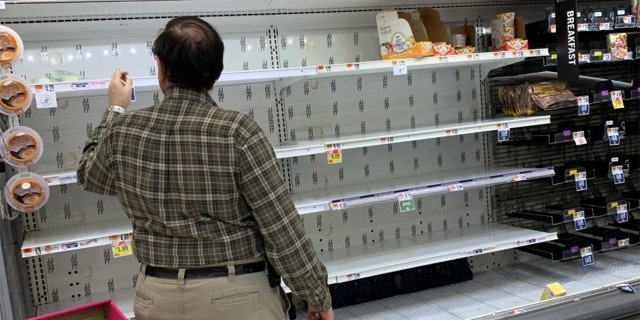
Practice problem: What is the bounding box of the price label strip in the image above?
[110,233,133,258]
[580,247,595,266]
[325,144,343,164]
[330,201,347,211]
[572,131,587,145]
[34,84,58,109]
[610,90,624,109]
[448,182,463,192]
[513,173,527,182]
[497,123,510,142]
[611,165,625,185]
[397,192,416,213]
[575,171,588,192]
[616,204,629,223]
[607,127,620,146]
[393,60,407,76]
[572,210,587,231]
[577,96,590,116]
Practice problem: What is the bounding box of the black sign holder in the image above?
[555,0,579,83]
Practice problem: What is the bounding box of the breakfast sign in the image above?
[555,0,579,83]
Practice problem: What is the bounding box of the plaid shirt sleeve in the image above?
[77,109,118,196]
[237,117,332,312]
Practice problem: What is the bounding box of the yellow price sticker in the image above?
[111,241,133,258]
[327,150,343,164]
[593,51,602,57]
[551,53,557,60]
[611,91,624,109]
[569,169,577,176]
[610,202,618,208]
[567,209,576,215]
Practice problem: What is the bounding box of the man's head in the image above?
[152,16,224,92]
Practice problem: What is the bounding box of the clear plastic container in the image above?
[0,25,24,67]
[0,126,43,167]
[0,76,32,116]
[5,172,49,212]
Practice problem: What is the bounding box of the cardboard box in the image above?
[492,15,528,51]
[607,33,628,61]
[418,8,450,43]
[28,299,127,320]
[376,10,433,60]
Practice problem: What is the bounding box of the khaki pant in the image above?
[134,264,290,320]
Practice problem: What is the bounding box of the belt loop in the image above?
[140,263,147,280]
[227,263,236,282]
[177,268,186,287]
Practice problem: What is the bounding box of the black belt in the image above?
[145,261,265,279]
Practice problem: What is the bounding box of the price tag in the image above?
[110,233,133,258]
[618,239,630,247]
[497,123,510,142]
[602,53,612,62]
[346,63,360,70]
[316,65,331,73]
[572,210,587,231]
[607,127,620,146]
[578,53,590,63]
[575,171,587,192]
[330,201,347,210]
[577,23,590,31]
[513,173,527,182]
[445,129,459,136]
[380,136,395,144]
[34,84,58,109]
[448,183,463,192]
[616,204,629,223]
[610,90,624,109]
[397,192,416,213]
[573,131,587,145]
[549,24,557,33]
[499,51,507,58]
[325,144,343,164]
[577,96,590,116]
[623,16,633,24]
[393,60,407,76]
[599,22,611,30]
[471,53,480,60]
[611,165,625,184]
[580,247,594,266]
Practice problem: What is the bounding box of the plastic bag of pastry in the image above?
[0,76,32,116]
[5,172,50,213]
[0,126,43,167]
[0,26,24,67]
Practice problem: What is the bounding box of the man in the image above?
[78,16,334,320]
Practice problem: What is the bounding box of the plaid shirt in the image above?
[78,87,331,311]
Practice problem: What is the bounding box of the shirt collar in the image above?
[163,87,218,107]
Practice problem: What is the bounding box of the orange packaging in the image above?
[432,42,454,56]
[504,39,529,51]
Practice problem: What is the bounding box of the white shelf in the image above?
[28,167,553,257]
[30,49,548,99]
[294,166,556,214]
[21,218,131,258]
[320,224,557,285]
[39,116,551,187]
[274,116,551,159]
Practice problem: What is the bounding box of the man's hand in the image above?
[308,307,334,320]
[108,69,133,110]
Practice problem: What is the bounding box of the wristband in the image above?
[108,105,126,114]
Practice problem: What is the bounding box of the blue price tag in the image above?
[498,129,510,142]
[575,179,588,191]
[582,254,594,266]
[617,211,629,223]
[608,134,620,146]
[574,218,587,231]
[613,173,625,184]
[578,103,590,115]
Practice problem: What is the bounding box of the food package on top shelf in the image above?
[0,76,31,116]
[419,8,456,55]
[450,19,477,53]
[498,81,577,116]
[0,25,24,67]
[607,33,628,61]
[4,172,49,213]
[376,10,433,60]
[492,12,528,51]
[0,126,44,168]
